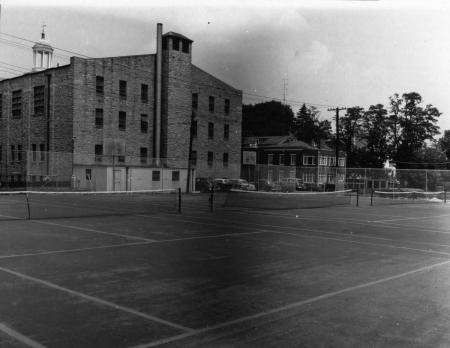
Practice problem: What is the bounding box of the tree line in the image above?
[243,92,449,169]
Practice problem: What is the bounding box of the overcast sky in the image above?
[1,0,450,136]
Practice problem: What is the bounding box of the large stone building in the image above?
[0,24,242,190]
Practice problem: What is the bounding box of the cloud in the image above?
[297,40,332,75]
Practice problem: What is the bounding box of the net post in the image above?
[209,186,214,212]
[370,188,374,206]
[178,188,182,214]
[25,192,31,220]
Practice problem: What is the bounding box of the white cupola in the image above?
[32,25,53,72]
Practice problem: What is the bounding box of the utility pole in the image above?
[327,107,347,168]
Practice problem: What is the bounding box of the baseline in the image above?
[0,323,46,348]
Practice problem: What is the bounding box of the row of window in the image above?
[190,151,229,168]
[192,93,230,114]
[267,153,345,167]
[94,110,147,132]
[84,168,181,183]
[96,76,149,103]
[0,144,47,162]
[192,121,230,140]
[0,87,45,119]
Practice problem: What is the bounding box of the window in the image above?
[95,144,103,162]
[339,157,346,167]
[119,111,126,131]
[223,153,229,167]
[12,90,22,118]
[303,155,316,166]
[319,156,327,166]
[224,124,229,140]
[190,150,197,166]
[289,169,296,178]
[279,154,285,165]
[290,154,296,166]
[268,153,273,165]
[17,145,22,161]
[141,114,148,133]
[0,94,2,118]
[32,144,37,161]
[209,96,215,113]
[39,144,45,161]
[172,171,180,181]
[224,99,230,114]
[10,145,15,162]
[119,80,127,98]
[85,169,92,180]
[207,152,214,167]
[173,38,180,51]
[95,109,103,129]
[33,86,45,116]
[118,155,125,163]
[303,172,315,184]
[329,157,336,166]
[208,122,214,139]
[192,120,197,138]
[140,147,148,164]
[182,40,189,53]
[141,84,148,103]
[152,170,160,181]
[192,93,198,109]
[96,76,104,94]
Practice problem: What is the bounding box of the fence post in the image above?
[178,188,182,214]
[356,188,359,207]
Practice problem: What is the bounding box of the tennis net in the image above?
[371,190,447,205]
[223,189,353,210]
[0,189,180,220]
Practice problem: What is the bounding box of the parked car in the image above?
[195,177,213,193]
[229,179,253,190]
[256,180,281,192]
[213,178,233,192]
[280,178,306,192]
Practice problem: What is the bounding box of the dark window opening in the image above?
[95,144,103,162]
[224,124,230,140]
[141,114,148,133]
[96,76,104,94]
[172,171,180,181]
[192,93,198,109]
[85,169,92,180]
[209,96,215,113]
[173,38,180,51]
[192,120,197,138]
[223,153,229,167]
[162,37,168,50]
[207,151,214,167]
[39,144,45,161]
[33,86,45,116]
[12,90,22,118]
[182,40,189,53]
[224,99,230,114]
[190,151,197,166]
[140,147,148,164]
[152,170,160,181]
[141,84,148,103]
[95,109,103,129]
[119,111,126,131]
[119,80,127,98]
[208,122,214,139]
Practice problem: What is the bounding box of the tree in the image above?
[396,92,441,164]
[242,101,295,137]
[363,104,390,167]
[438,130,450,160]
[291,104,332,145]
[339,106,365,166]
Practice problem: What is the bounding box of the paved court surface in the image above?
[0,193,449,347]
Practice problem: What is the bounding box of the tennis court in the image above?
[0,190,449,347]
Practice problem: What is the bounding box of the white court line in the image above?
[0,241,150,260]
[33,220,156,242]
[0,266,193,333]
[371,213,450,224]
[0,322,47,348]
[133,259,450,348]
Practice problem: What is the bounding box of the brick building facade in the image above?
[0,24,242,189]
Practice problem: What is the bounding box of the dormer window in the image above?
[173,38,180,51]
[182,40,189,53]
